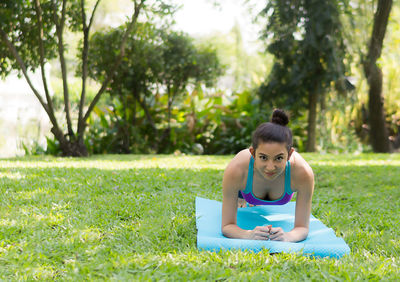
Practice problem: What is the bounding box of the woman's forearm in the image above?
[222,224,251,239]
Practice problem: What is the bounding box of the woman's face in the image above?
[250,142,291,181]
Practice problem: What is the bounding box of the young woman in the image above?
[222,109,314,242]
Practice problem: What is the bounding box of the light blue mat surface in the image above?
[196,197,350,258]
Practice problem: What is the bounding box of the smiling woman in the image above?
[221,109,315,242]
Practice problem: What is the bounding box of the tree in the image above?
[362,0,393,152]
[87,23,163,152]
[259,0,350,152]
[86,25,223,153]
[0,0,173,156]
[158,31,223,151]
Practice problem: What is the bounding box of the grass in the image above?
[0,153,399,280]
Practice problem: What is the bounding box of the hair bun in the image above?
[271,109,289,126]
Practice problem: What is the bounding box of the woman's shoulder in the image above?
[289,151,314,190]
[223,149,251,181]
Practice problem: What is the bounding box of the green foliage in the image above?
[83,86,268,155]
[258,0,352,120]
[0,0,59,76]
[51,77,99,110]
[0,154,399,279]
[21,137,63,156]
[318,93,364,153]
[1,0,179,156]
[20,140,46,156]
[2,1,399,156]
[198,90,269,154]
[85,102,157,155]
[85,23,224,154]
[45,136,63,156]
[83,19,272,156]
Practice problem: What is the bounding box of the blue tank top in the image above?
[240,155,294,205]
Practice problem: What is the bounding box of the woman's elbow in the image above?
[221,224,229,237]
[297,227,309,241]
[221,223,236,238]
[288,226,309,242]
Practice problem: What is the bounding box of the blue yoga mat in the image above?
[196,197,350,258]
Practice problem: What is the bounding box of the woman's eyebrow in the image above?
[258,153,284,158]
[258,152,285,157]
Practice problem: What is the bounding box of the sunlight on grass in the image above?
[0,219,17,227]
[310,159,400,166]
[16,187,49,200]
[0,171,24,179]
[77,228,104,243]
[0,154,399,280]
[32,266,57,280]
[0,155,231,170]
[2,154,400,170]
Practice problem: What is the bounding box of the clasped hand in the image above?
[248,225,286,241]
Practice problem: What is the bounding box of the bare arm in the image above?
[285,169,314,242]
[221,165,249,238]
[221,159,271,240]
[270,158,314,242]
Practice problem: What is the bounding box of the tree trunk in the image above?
[363,0,392,153]
[306,90,318,152]
[77,0,145,155]
[51,0,74,138]
[52,129,88,157]
[367,65,391,152]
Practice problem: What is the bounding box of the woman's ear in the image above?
[288,147,295,159]
[249,146,255,157]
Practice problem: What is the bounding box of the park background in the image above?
[0,0,400,280]
[1,0,399,157]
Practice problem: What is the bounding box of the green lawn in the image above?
[0,154,399,280]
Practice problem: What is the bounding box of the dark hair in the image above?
[252,109,293,152]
